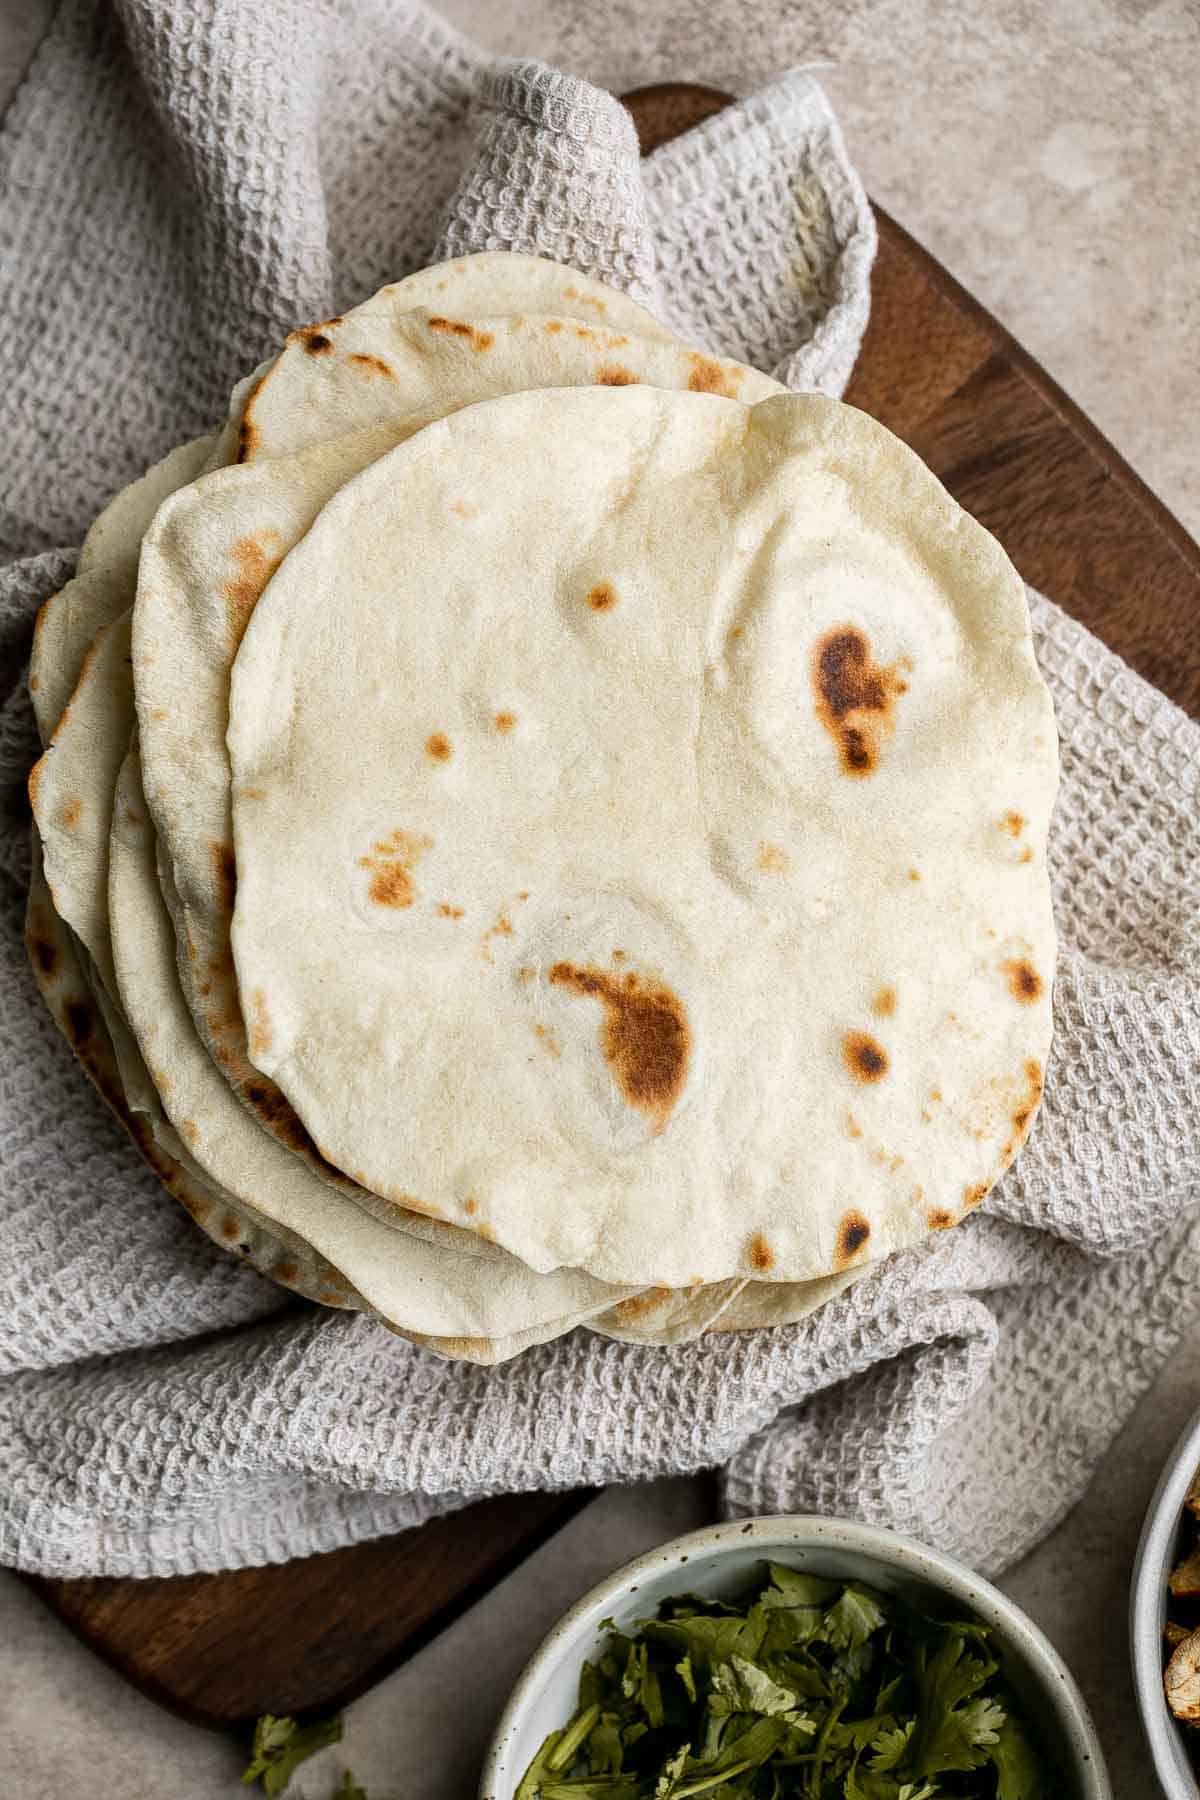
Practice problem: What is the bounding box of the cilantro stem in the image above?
[805,1694,845,1798]
[669,1758,755,1797]
[545,1703,601,1773]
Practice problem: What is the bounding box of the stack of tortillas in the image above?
[25,252,1058,1364]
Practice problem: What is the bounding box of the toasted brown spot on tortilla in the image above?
[236,413,259,463]
[224,533,283,649]
[122,802,145,827]
[546,319,563,333]
[27,760,43,808]
[449,499,475,519]
[220,1213,240,1241]
[436,1335,495,1358]
[1019,845,1034,863]
[612,948,627,962]
[927,1208,956,1230]
[275,1257,300,1282]
[596,363,638,385]
[533,1022,561,1057]
[843,1031,889,1083]
[963,1180,991,1209]
[28,673,39,691]
[812,627,907,778]
[244,1079,323,1159]
[426,732,452,762]
[64,996,93,1048]
[28,934,59,978]
[182,1119,199,1145]
[549,961,691,1134]
[871,986,897,1017]
[1002,958,1043,1004]
[348,352,395,378]
[494,711,517,732]
[463,1196,478,1215]
[562,284,579,299]
[210,840,236,918]
[615,1285,673,1322]
[295,319,341,354]
[748,1232,775,1272]
[397,1192,445,1221]
[249,988,272,1056]
[756,841,790,873]
[151,1066,171,1094]
[517,966,534,984]
[1000,811,1025,837]
[1010,1059,1044,1142]
[908,868,921,882]
[437,902,464,919]
[573,325,596,342]
[834,1210,871,1267]
[427,316,494,352]
[317,1287,346,1307]
[477,1222,497,1242]
[686,352,743,397]
[358,828,432,910]
[482,908,515,959]
[846,1112,863,1139]
[587,582,617,612]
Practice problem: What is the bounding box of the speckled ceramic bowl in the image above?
[1131,1399,1200,1798]
[479,1514,1110,1799]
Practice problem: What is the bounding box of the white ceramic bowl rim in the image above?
[480,1512,1111,1800]
[1131,1398,1200,1798]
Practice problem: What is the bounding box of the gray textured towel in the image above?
[1,0,1197,1581]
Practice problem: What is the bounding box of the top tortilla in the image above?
[227,385,1058,1288]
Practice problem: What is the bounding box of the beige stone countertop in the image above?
[2,2,1197,1796]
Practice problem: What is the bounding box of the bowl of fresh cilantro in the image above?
[480,1514,1110,1800]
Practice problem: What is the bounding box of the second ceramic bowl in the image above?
[1132,1398,1200,1798]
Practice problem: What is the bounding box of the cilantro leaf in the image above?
[868,1720,914,1771]
[990,1700,1055,1800]
[909,1630,1004,1777]
[761,1563,842,1610]
[823,1584,888,1651]
[241,1713,343,1795]
[642,1606,768,1674]
[621,1641,665,1727]
[709,1654,814,1723]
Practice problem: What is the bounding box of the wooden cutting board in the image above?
[24,81,1200,1735]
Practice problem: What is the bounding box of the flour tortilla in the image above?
[237,309,766,464]
[30,436,213,738]
[29,609,133,998]
[135,331,782,1172]
[238,253,676,462]
[229,386,1058,1288]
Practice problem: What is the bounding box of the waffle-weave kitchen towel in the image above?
[1,0,1197,1579]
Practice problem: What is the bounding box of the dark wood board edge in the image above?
[874,206,1200,582]
[27,1490,595,1732]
